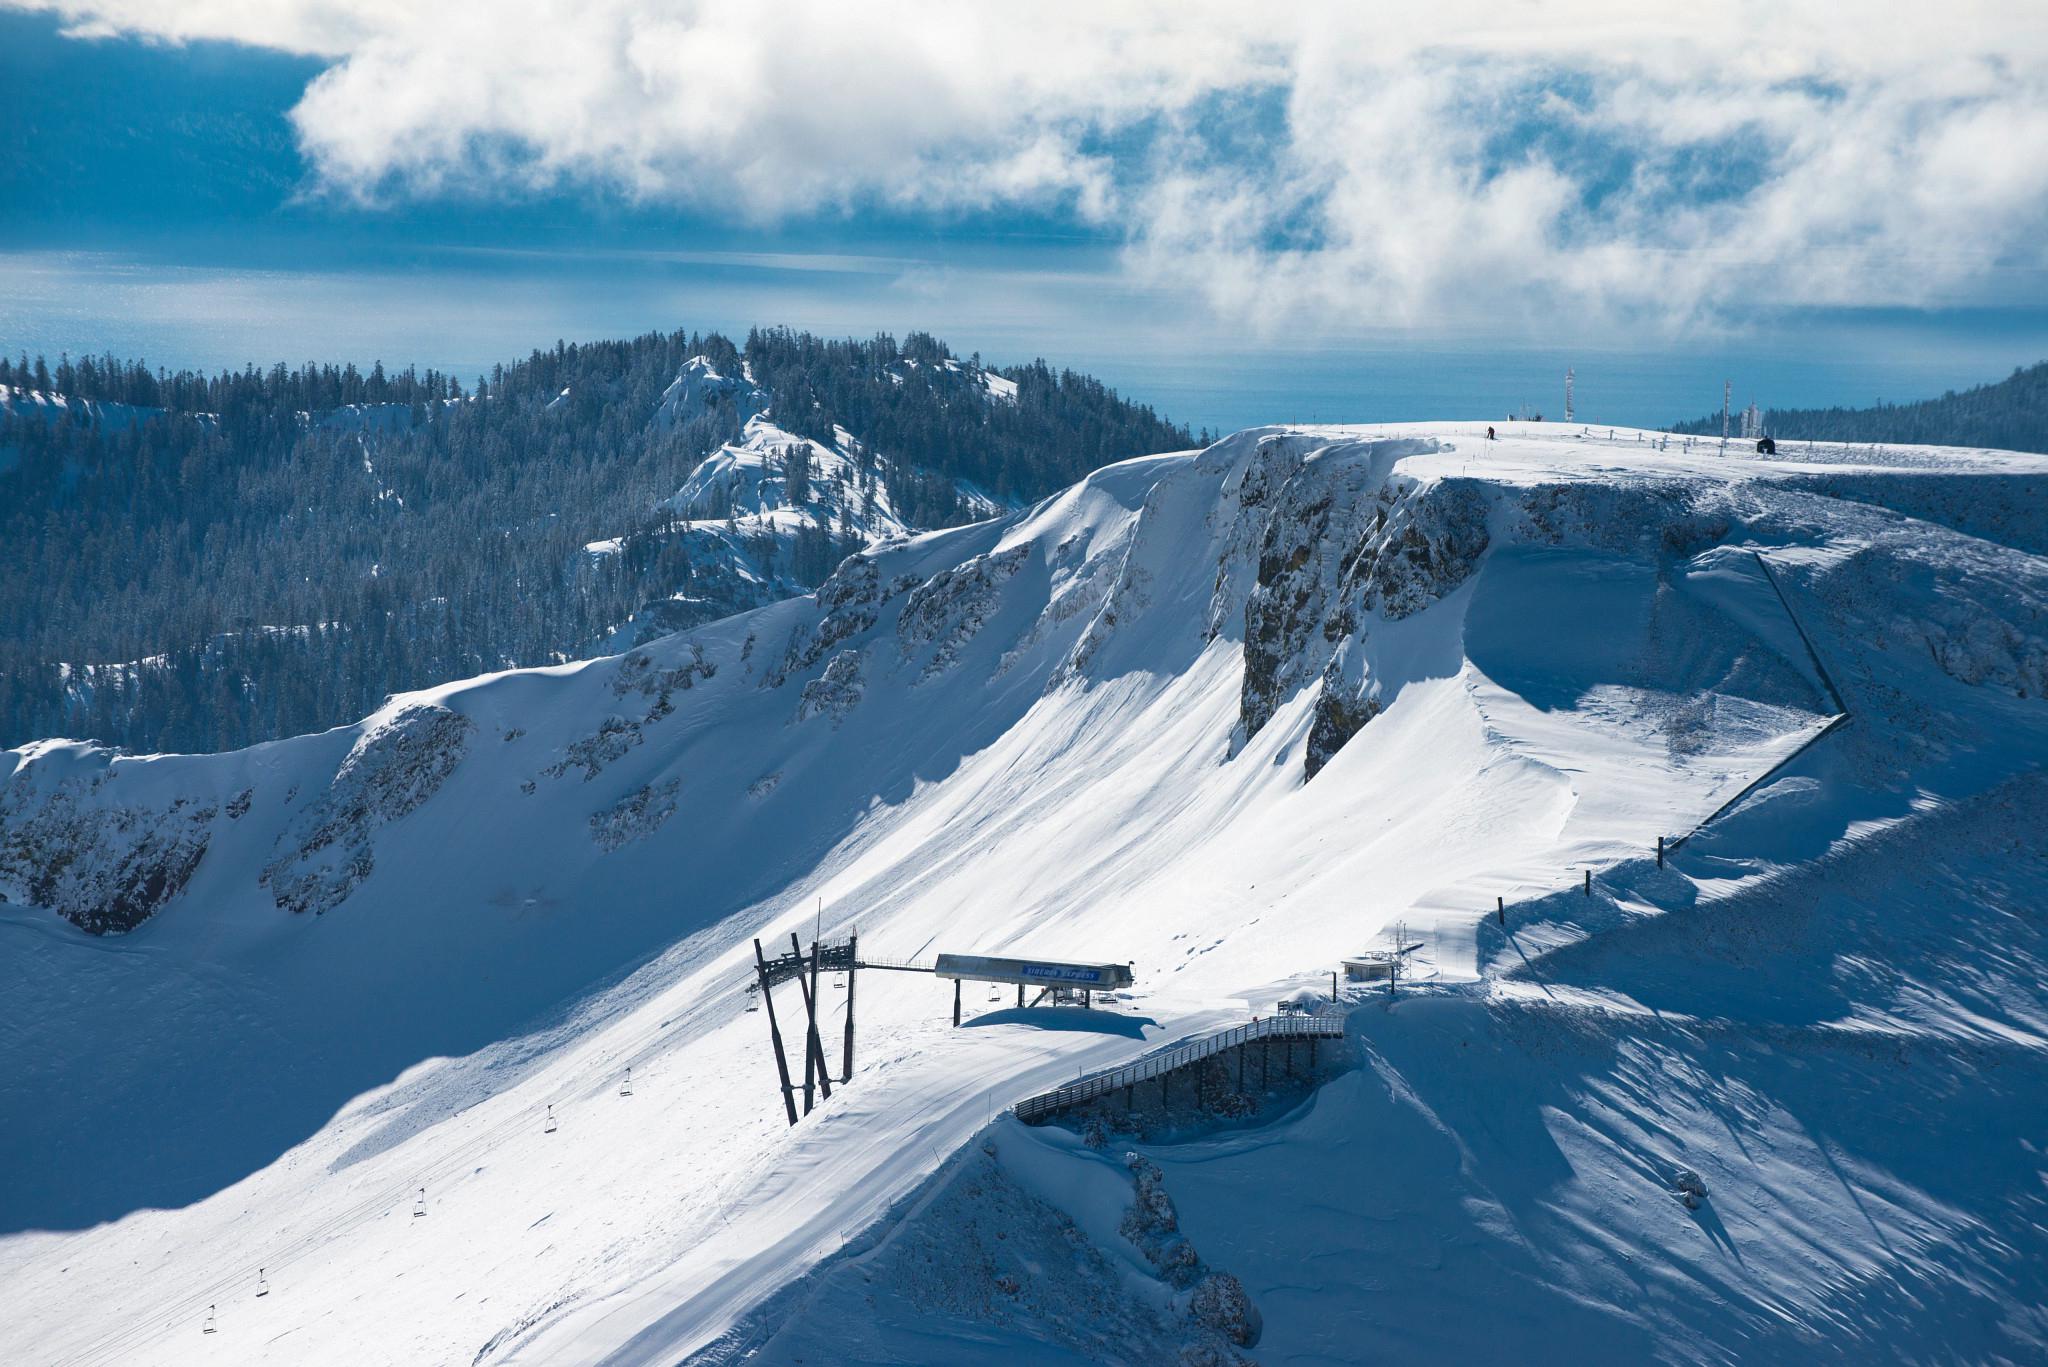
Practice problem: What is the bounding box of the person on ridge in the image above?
[1486,425,1496,441]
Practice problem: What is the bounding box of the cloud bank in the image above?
[20,0,2048,329]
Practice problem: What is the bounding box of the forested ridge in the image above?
[1671,360,2048,452]
[0,327,1193,753]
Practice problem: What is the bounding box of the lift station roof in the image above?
[932,953,1135,989]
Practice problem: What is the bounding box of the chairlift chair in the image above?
[544,1103,558,1134]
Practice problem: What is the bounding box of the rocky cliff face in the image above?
[897,544,1033,682]
[1221,435,1489,777]
[262,703,475,916]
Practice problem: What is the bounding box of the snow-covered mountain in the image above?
[2,423,2044,1364]
[5,344,1049,754]
[589,355,1011,649]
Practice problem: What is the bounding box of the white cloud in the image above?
[15,0,2048,330]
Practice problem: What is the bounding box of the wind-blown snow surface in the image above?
[2,424,2045,1364]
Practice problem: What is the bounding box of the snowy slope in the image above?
[2,423,2045,1364]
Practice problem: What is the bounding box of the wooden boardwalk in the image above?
[1014,1010,1346,1125]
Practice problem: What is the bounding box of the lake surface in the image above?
[5,246,2045,437]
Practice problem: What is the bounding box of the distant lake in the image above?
[5,246,2046,437]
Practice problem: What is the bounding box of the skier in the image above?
[1486,425,1496,441]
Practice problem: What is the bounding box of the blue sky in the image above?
[5,3,2048,433]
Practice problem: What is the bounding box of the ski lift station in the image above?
[1344,930,1423,985]
[750,934,1136,1126]
[1342,955,1397,983]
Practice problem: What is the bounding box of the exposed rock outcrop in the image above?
[650,355,767,432]
[262,703,473,916]
[612,643,716,721]
[796,649,865,725]
[1120,1152,1263,1358]
[897,543,1032,681]
[542,717,644,782]
[590,779,681,852]
[1304,665,1383,780]
[0,758,216,935]
[769,552,919,686]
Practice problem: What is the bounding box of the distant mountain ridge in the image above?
[0,328,1193,753]
[1672,360,2048,452]
[588,354,1015,650]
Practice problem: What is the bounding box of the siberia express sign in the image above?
[932,954,1135,990]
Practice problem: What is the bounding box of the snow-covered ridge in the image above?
[303,398,462,433]
[2,422,2045,1364]
[0,384,465,437]
[0,382,212,434]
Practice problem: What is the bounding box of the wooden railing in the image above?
[1013,1010,1345,1124]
